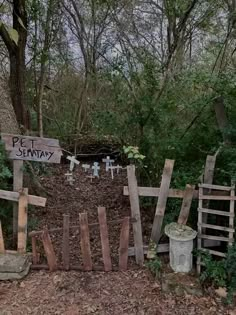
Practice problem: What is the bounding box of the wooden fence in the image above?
[29,207,130,272]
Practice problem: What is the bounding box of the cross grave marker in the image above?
[92,162,100,178]
[102,156,114,172]
[67,156,80,172]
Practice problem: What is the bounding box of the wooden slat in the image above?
[17,188,28,253]
[128,239,221,256]
[199,234,233,242]
[203,155,216,184]
[98,207,112,272]
[202,155,216,234]
[199,183,231,191]
[200,248,226,258]
[79,213,92,271]
[127,165,144,266]
[198,207,234,217]
[119,217,130,271]
[149,159,175,246]
[13,160,23,245]
[29,218,124,237]
[0,189,46,207]
[229,186,235,246]
[178,184,195,225]
[124,186,233,199]
[0,221,5,253]
[198,223,234,233]
[41,229,57,271]
[199,195,236,201]
[31,236,39,265]
[197,187,203,274]
[62,214,70,270]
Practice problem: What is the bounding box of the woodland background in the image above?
[0,0,236,194]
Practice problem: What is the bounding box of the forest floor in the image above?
[0,164,235,314]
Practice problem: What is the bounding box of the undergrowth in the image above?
[196,243,236,304]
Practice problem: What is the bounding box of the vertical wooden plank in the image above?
[31,236,39,264]
[229,186,235,246]
[41,229,57,271]
[98,207,112,272]
[178,185,195,225]
[0,221,5,253]
[202,155,216,232]
[79,213,92,271]
[17,188,28,253]
[127,165,144,266]
[62,214,70,270]
[149,159,175,245]
[13,160,24,245]
[119,217,130,271]
[197,187,203,274]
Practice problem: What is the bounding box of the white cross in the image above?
[87,175,95,182]
[102,156,114,172]
[115,165,123,174]
[82,164,90,172]
[67,156,80,172]
[92,162,100,177]
[108,165,123,179]
[65,172,75,185]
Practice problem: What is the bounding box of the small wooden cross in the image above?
[102,156,114,172]
[92,162,100,178]
[65,172,75,185]
[108,165,123,179]
[82,164,90,172]
[67,156,80,172]
[87,175,95,182]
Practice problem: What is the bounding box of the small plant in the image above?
[196,243,236,304]
[146,256,162,278]
[197,250,227,287]
[123,146,145,164]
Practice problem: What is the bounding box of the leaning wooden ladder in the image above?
[197,183,235,274]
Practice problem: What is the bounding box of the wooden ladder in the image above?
[197,183,235,274]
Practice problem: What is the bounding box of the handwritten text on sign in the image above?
[1,134,62,163]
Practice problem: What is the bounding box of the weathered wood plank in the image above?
[31,236,39,265]
[178,184,195,225]
[198,223,234,233]
[127,165,144,266]
[119,217,130,271]
[29,218,124,237]
[98,207,112,272]
[41,229,57,271]
[0,189,46,207]
[199,234,233,242]
[197,187,203,274]
[0,221,5,253]
[124,186,232,198]
[229,186,235,246]
[79,213,92,271]
[203,155,216,184]
[199,195,236,201]
[200,248,226,258]
[149,159,175,245]
[202,155,216,233]
[13,160,23,245]
[62,214,70,271]
[1,133,62,163]
[17,188,28,253]
[198,207,234,217]
[199,183,231,191]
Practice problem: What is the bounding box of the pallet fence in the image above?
[29,207,130,272]
[197,183,235,274]
[124,156,234,265]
